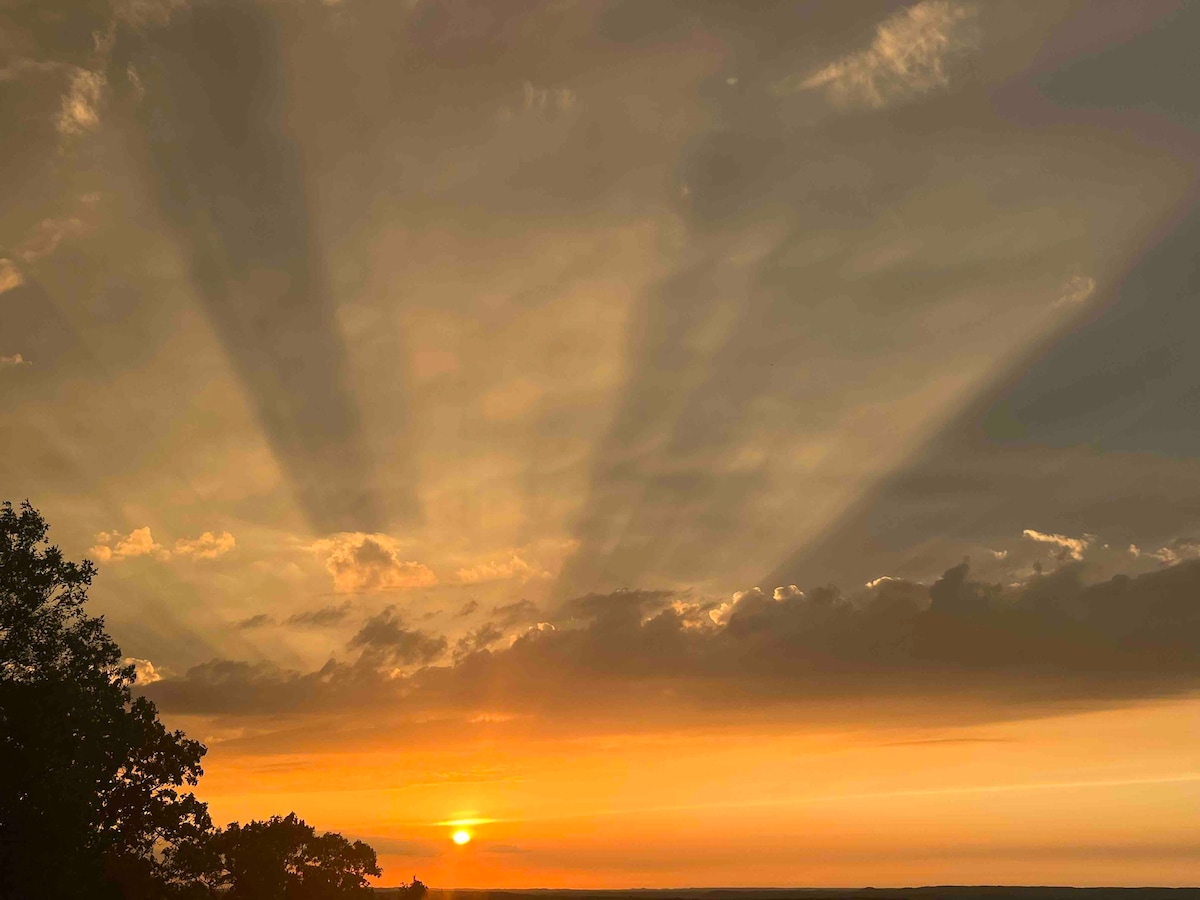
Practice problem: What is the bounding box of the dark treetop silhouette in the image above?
[0,501,386,899]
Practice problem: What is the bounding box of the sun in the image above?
[451,829,472,845]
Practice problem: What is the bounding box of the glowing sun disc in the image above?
[452,830,471,845]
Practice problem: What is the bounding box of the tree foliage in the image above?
[207,813,381,899]
[0,500,209,899]
[0,502,387,899]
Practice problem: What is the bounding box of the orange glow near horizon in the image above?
[191,696,1200,888]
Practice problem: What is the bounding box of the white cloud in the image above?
[173,530,236,559]
[776,0,978,110]
[773,584,804,601]
[1022,528,1092,562]
[865,575,901,589]
[0,354,30,370]
[311,533,438,593]
[0,259,23,295]
[124,656,163,684]
[89,526,168,562]
[89,527,234,563]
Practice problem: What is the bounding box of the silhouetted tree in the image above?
[0,501,210,899]
[1,502,388,898]
[204,813,381,899]
[397,877,429,900]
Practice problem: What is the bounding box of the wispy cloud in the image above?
[57,68,105,136]
[775,0,978,110]
[173,530,236,559]
[1056,274,1097,307]
[1022,528,1092,561]
[0,354,30,371]
[456,553,549,585]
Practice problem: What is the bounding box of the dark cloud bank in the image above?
[147,558,1200,723]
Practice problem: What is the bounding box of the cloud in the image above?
[775,0,978,109]
[285,601,354,627]
[57,68,105,136]
[173,530,235,559]
[124,657,163,685]
[498,81,577,123]
[491,599,540,629]
[346,608,447,668]
[455,600,479,618]
[145,558,1200,721]
[456,553,549,585]
[0,354,30,370]
[1056,274,1097,307]
[454,622,505,659]
[237,613,275,630]
[1023,528,1092,561]
[0,260,23,295]
[89,526,168,562]
[16,215,91,265]
[1130,538,1200,566]
[89,527,235,562]
[311,533,438,593]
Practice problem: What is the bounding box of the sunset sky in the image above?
[3,0,1200,887]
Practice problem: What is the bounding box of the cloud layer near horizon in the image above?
[144,556,1200,726]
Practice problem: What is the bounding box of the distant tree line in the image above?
[0,501,425,900]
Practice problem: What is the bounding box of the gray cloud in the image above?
[284,601,354,628]
[491,598,540,629]
[146,558,1200,721]
[346,607,447,668]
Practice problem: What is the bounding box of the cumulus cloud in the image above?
[776,0,978,110]
[124,657,163,685]
[89,527,235,562]
[89,527,168,562]
[1022,528,1092,561]
[0,354,30,370]
[173,530,236,559]
[0,260,23,295]
[311,533,438,593]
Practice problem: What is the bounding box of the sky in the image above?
[2,0,1200,887]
